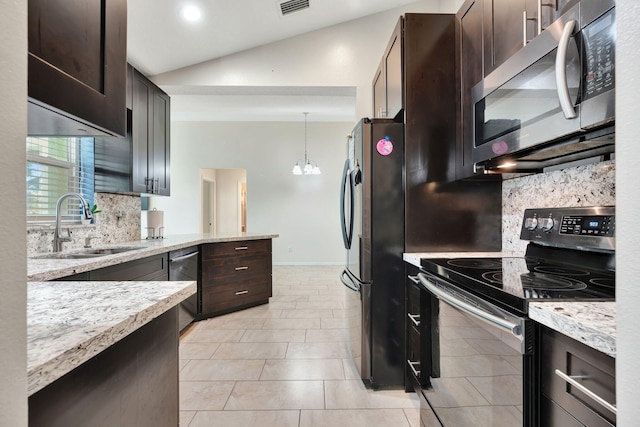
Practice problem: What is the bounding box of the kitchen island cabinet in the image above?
[200,239,273,317]
[27,280,195,426]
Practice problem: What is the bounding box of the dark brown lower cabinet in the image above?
[29,307,179,427]
[539,326,616,427]
[200,239,273,317]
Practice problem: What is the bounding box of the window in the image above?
[26,137,94,224]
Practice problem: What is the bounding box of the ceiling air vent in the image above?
[279,0,310,16]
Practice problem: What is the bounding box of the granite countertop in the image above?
[27,280,196,396]
[529,301,616,358]
[403,251,518,268]
[28,232,278,281]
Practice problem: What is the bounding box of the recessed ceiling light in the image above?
[180,5,202,22]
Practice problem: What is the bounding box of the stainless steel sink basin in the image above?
[31,246,144,259]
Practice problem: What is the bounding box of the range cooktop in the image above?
[420,207,616,315]
[420,255,615,314]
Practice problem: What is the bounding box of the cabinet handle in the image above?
[235,290,249,296]
[554,369,617,415]
[408,275,420,284]
[408,313,421,327]
[235,266,249,271]
[235,246,248,251]
[407,360,421,377]
[523,10,537,45]
[153,178,159,194]
[538,0,554,34]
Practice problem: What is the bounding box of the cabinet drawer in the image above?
[202,254,271,285]
[201,279,271,315]
[407,324,422,382]
[540,326,616,426]
[203,239,271,259]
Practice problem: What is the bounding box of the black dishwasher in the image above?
[169,246,199,331]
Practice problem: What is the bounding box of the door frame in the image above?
[201,176,216,234]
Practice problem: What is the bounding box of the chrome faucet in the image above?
[53,193,93,252]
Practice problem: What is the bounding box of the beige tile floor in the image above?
[179,265,421,427]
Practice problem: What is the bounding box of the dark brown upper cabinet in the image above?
[131,69,171,195]
[372,19,403,121]
[483,0,541,76]
[27,0,127,137]
[94,66,170,196]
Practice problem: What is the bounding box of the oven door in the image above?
[418,273,535,427]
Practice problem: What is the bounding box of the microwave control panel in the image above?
[583,9,615,101]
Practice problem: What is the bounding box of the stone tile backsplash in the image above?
[27,193,141,256]
[502,160,615,254]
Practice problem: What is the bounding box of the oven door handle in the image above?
[418,273,522,338]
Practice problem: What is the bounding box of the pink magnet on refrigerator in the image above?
[376,137,393,156]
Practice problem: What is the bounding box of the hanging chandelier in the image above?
[292,112,321,175]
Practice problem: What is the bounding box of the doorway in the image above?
[201,177,216,234]
[200,168,247,234]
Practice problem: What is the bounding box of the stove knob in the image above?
[524,217,538,231]
[539,217,554,232]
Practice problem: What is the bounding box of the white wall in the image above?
[151,121,353,264]
[615,0,640,423]
[153,0,456,118]
[0,0,28,424]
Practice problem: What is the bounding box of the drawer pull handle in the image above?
[235,266,249,271]
[408,275,420,284]
[407,313,421,327]
[235,246,248,251]
[235,290,249,296]
[407,360,421,377]
[554,369,617,414]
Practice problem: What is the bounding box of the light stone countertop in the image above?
[28,232,278,281]
[27,280,196,396]
[529,301,616,358]
[403,251,518,268]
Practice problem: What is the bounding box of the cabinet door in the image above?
[372,65,386,118]
[27,0,126,136]
[483,0,527,75]
[456,0,485,179]
[132,70,153,194]
[385,23,403,121]
[152,90,171,196]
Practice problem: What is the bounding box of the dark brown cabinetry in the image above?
[404,267,432,393]
[132,69,171,195]
[56,254,168,282]
[95,65,171,196]
[482,0,541,76]
[200,239,272,317]
[539,326,616,427]
[27,0,127,137]
[372,18,403,120]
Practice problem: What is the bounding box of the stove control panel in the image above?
[520,207,615,252]
[560,215,614,236]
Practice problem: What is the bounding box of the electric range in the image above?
[415,206,615,427]
[420,206,615,315]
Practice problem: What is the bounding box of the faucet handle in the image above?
[84,236,99,248]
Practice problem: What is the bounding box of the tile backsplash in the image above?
[502,160,615,254]
[27,193,141,256]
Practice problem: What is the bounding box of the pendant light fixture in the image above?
[292,112,321,175]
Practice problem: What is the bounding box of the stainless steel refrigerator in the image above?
[340,118,405,388]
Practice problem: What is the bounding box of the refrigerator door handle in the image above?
[340,159,354,250]
[340,269,361,292]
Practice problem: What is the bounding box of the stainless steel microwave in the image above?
[472,0,615,172]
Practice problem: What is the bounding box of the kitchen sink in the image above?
[31,246,144,259]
